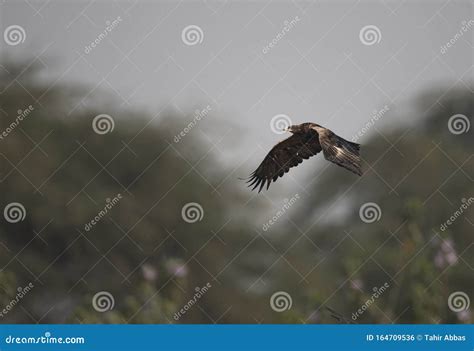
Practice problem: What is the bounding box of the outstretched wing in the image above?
[247,131,322,192]
[317,128,362,176]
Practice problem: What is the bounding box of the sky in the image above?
[1,0,472,195]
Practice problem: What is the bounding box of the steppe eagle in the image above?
[246,122,362,192]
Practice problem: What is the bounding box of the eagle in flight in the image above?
[246,123,362,192]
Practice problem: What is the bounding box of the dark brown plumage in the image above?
[246,122,362,192]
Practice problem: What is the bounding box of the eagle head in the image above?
[285,124,303,133]
[285,123,318,134]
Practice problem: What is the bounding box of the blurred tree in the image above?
[0,59,269,323]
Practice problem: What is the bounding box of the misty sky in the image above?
[1,0,472,195]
